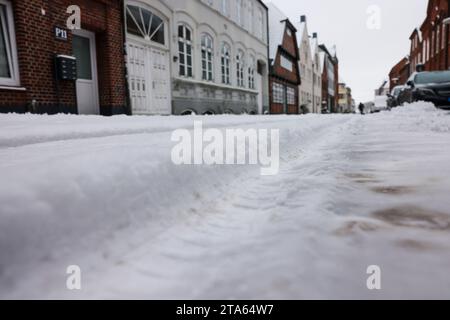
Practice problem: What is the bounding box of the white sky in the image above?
[270,0,429,103]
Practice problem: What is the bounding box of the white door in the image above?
[127,41,171,115]
[73,30,99,115]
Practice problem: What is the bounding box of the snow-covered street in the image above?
[1,103,450,299]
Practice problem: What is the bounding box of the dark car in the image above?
[387,85,407,108]
[404,71,450,108]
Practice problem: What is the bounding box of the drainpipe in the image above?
[445,15,450,70]
[121,0,132,115]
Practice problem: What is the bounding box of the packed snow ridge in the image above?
[1,102,450,299]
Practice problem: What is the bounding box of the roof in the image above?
[265,1,289,60]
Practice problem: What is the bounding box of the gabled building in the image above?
[319,44,338,113]
[389,56,411,91]
[266,2,301,114]
[297,15,313,114]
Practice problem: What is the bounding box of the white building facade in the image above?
[125,0,269,115]
[297,16,321,114]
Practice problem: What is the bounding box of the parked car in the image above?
[404,71,450,108]
[372,95,389,113]
[387,85,408,108]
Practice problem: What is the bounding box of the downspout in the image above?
[121,0,132,115]
[266,7,270,114]
[447,0,450,69]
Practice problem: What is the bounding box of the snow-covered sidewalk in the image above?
[1,103,450,299]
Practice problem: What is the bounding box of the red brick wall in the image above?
[0,0,127,115]
[421,0,449,71]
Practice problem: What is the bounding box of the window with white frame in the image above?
[442,24,446,50]
[126,5,165,45]
[201,33,214,81]
[236,50,244,87]
[248,1,254,34]
[272,83,285,104]
[178,24,193,77]
[287,87,295,105]
[221,0,228,16]
[257,8,264,40]
[0,0,19,86]
[221,43,231,85]
[248,55,256,89]
[236,0,242,26]
[436,27,440,54]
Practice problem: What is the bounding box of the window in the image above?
[221,43,231,85]
[178,25,193,77]
[431,30,435,57]
[126,5,165,45]
[236,0,242,26]
[221,0,228,16]
[272,83,285,104]
[443,24,446,50]
[0,0,19,86]
[248,55,256,89]
[280,55,293,71]
[257,8,264,40]
[201,33,214,81]
[236,50,244,87]
[436,27,440,54]
[287,87,295,105]
[248,1,254,34]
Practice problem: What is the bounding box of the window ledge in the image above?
[0,85,27,91]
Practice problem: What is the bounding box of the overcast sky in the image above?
[270,0,429,103]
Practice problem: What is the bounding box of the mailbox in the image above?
[55,55,77,81]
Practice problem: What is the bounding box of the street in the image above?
[1,102,450,299]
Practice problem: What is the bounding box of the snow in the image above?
[1,102,450,299]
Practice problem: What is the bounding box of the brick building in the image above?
[389,56,410,91]
[319,44,338,113]
[0,0,127,115]
[419,0,450,71]
[267,2,300,114]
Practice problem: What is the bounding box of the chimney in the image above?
[312,32,318,38]
[300,15,306,23]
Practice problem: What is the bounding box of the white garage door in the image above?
[125,4,171,115]
[127,42,171,115]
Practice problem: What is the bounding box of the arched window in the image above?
[221,0,228,16]
[236,0,242,26]
[257,8,264,40]
[221,43,231,85]
[201,33,214,81]
[248,55,256,89]
[126,5,165,45]
[236,50,244,87]
[248,1,254,34]
[178,24,193,77]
